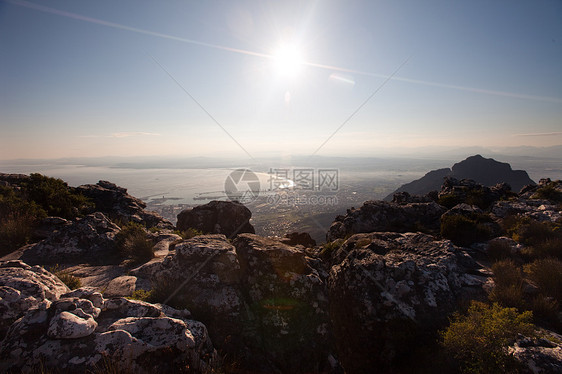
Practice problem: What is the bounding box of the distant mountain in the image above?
[384,155,536,200]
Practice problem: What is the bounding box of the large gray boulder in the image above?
[327,232,486,373]
[510,333,562,373]
[20,212,120,264]
[151,234,245,350]
[0,289,217,373]
[151,234,333,373]
[232,234,331,373]
[176,200,255,237]
[0,260,69,339]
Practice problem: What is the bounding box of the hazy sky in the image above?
[1,0,561,160]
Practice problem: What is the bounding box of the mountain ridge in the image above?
[384,154,536,201]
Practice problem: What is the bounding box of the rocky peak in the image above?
[385,155,535,200]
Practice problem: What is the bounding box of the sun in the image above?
[271,43,304,77]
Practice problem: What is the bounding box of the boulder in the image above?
[176,200,255,237]
[327,232,485,373]
[151,234,333,373]
[151,235,244,350]
[326,200,445,242]
[0,290,217,373]
[104,275,140,298]
[511,333,562,373]
[20,212,120,265]
[32,216,69,240]
[492,199,562,222]
[0,260,70,339]
[280,231,317,248]
[232,234,331,373]
[77,181,174,230]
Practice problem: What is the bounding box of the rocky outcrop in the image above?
[151,234,245,351]
[176,200,255,237]
[0,262,218,373]
[327,232,486,372]
[0,260,69,339]
[438,177,515,208]
[151,234,333,373]
[326,200,445,242]
[77,180,174,230]
[232,234,331,373]
[492,179,562,222]
[511,334,562,373]
[385,155,535,200]
[20,212,120,265]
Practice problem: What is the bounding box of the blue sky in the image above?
[1,0,561,159]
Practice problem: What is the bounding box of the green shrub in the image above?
[524,258,562,303]
[525,238,562,260]
[319,240,342,259]
[438,194,461,209]
[0,185,46,255]
[175,227,204,240]
[492,260,523,289]
[21,173,92,219]
[50,265,82,290]
[441,214,493,247]
[149,277,190,310]
[441,301,534,373]
[115,222,154,262]
[129,289,154,302]
[489,260,525,309]
[508,218,561,247]
[533,182,562,203]
[465,189,493,210]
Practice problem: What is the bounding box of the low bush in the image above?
[533,181,562,203]
[175,227,204,240]
[440,214,494,247]
[487,240,514,261]
[438,194,461,209]
[50,265,82,290]
[441,301,534,373]
[489,260,525,309]
[530,295,559,326]
[507,218,561,247]
[0,185,46,255]
[524,258,562,303]
[149,277,190,310]
[129,289,155,302]
[115,222,154,263]
[21,173,92,219]
[319,240,341,258]
[525,237,562,260]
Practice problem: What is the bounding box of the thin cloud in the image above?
[79,132,161,138]
[111,132,160,138]
[513,132,562,137]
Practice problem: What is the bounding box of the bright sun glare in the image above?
[272,43,304,77]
